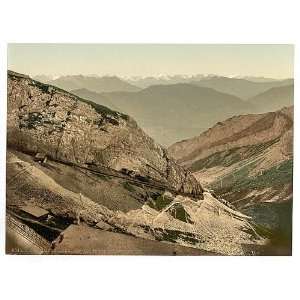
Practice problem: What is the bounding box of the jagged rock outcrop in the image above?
[7,71,202,196]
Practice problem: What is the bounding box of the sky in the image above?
[7,44,294,79]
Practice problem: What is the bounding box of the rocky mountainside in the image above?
[7,71,201,196]
[72,84,254,146]
[168,107,293,203]
[248,85,294,113]
[6,70,268,255]
[7,149,266,255]
[45,75,140,93]
[168,107,293,251]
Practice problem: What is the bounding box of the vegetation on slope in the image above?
[211,159,292,193]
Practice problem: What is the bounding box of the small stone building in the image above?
[20,205,49,221]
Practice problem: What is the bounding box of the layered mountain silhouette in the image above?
[248,85,294,113]
[189,76,293,99]
[70,88,121,111]
[126,75,293,98]
[36,73,293,99]
[44,75,140,93]
[72,84,254,146]
[33,74,53,83]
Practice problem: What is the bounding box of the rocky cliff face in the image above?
[7,71,202,196]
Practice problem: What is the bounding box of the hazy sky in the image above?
[7,44,294,78]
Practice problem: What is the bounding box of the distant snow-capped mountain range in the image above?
[33,73,289,83]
